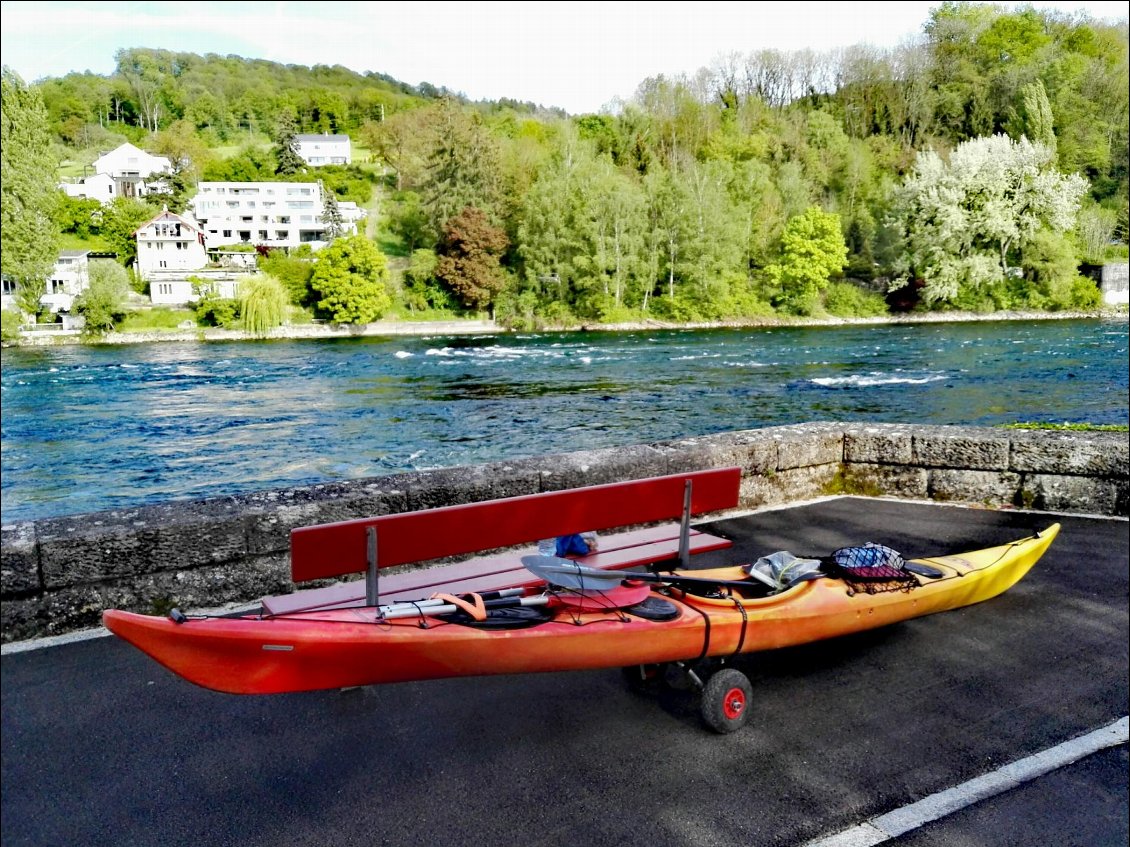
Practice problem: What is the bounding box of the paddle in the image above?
[379,581,652,620]
[521,555,759,593]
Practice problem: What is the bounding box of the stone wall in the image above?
[2,423,1126,643]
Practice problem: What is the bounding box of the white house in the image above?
[296,134,352,166]
[133,209,209,306]
[40,250,92,313]
[59,142,171,203]
[189,181,364,250]
[1,251,92,314]
[60,173,116,203]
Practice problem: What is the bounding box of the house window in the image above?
[223,230,232,238]
[1,278,16,295]
[159,260,167,268]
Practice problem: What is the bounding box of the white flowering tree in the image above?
[889,134,1088,305]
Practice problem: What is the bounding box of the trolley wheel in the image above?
[700,668,753,734]
[622,663,667,693]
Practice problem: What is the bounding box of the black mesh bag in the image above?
[825,543,919,595]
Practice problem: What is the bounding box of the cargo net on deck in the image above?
[824,543,919,595]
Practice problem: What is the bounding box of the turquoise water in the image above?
[2,319,1126,522]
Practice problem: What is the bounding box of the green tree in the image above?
[765,207,848,315]
[309,235,392,323]
[258,247,314,306]
[2,68,60,314]
[403,248,453,311]
[320,182,344,240]
[100,197,157,268]
[75,259,131,335]
[1018,80,1055,150]
[435,206,509,311]
[56,194,103,239]
[274,113,305,176]
[421,99,503,238]
[238,275,289,336]
[386,190,433,252]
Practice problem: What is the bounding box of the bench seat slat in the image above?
[262,526,731,616]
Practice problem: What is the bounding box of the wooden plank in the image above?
[290,467,741,583]
[263,527,732,615]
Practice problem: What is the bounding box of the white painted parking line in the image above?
[801,716,1130,847]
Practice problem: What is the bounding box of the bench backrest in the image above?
[290,467,741,583]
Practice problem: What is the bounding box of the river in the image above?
[1,318,1126,523]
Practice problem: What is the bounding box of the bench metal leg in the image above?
[679,480,692,570]
[366,526,380,609]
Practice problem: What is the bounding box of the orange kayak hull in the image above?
[103,524,1059,695]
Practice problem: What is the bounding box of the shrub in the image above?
[195,295,239,327]
[823,281,889,317]
[1,308,23,343]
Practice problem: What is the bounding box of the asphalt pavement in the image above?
[2,497,1126,847]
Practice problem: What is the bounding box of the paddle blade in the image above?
[551,581,652,610]
[521,555,627,590]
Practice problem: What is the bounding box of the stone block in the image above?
[244,481,411,554]
[1018,474,1118,515]
[928,469,1022,505]
[838,464,929,499]
[1,585,104,642]
[913,428,1010,470]
[538,445,667,491]
[744,464,840,508]
[773,424,844,470]
[1009,430,1129,476]
[1,521,39,597]
[844,424,914,465]
[407,462,540,510]
[37,508,251,591]
[658,430,776,476]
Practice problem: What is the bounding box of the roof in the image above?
[58,249,92,258]
[296,134,350,142]
[131,208,205,238]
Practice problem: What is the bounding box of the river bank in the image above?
[4,307,1127,347]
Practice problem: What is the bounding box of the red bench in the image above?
[262,467,741,616]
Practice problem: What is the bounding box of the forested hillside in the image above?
[4,2,1128,333]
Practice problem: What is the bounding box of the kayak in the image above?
[103,524,1060,707]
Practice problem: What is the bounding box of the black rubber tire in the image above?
[701,668,753,734]
[622,663,666,694]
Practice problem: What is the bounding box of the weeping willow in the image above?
[238,275,289,337]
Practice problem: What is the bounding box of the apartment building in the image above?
[189,181,363,249]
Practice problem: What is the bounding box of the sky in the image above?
[1,0,1127,115]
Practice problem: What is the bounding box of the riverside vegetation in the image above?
[1,2,1127,344]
